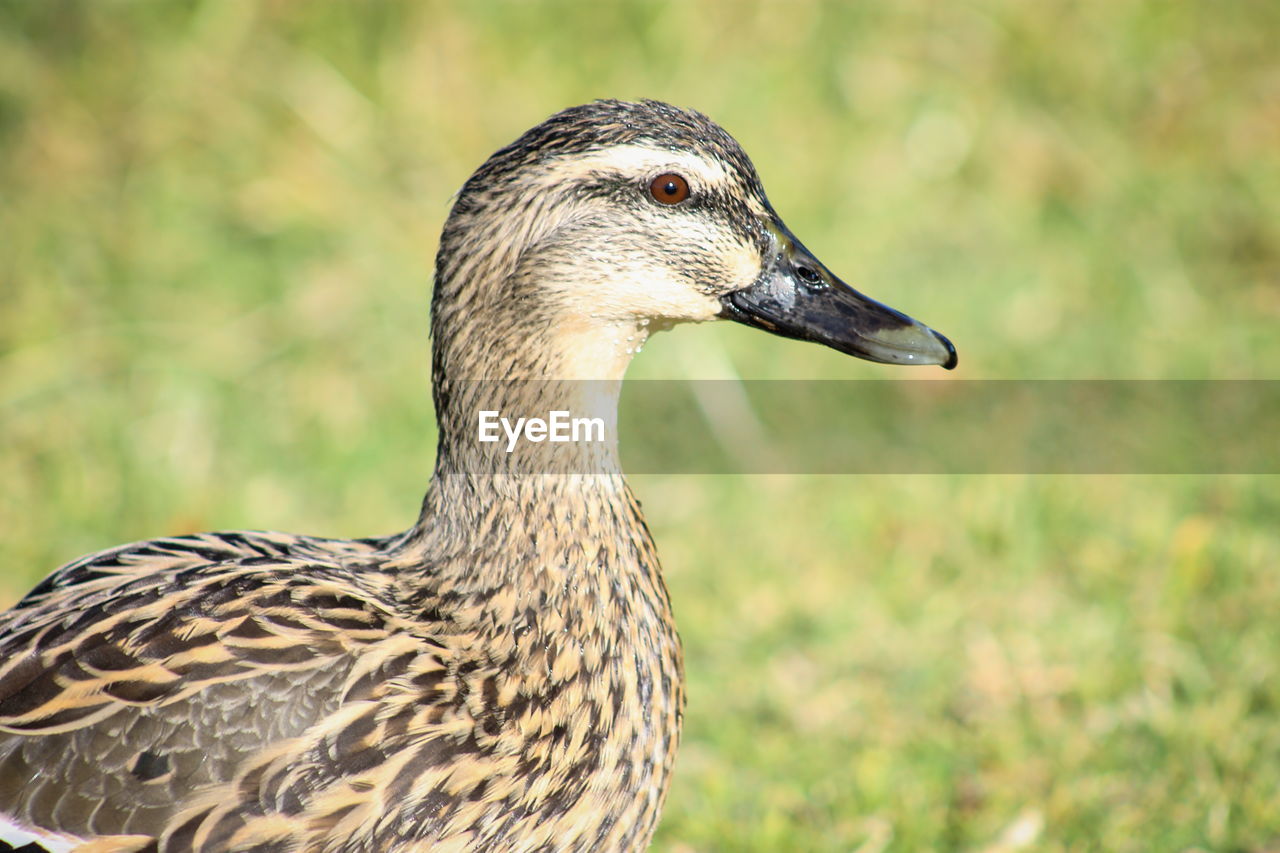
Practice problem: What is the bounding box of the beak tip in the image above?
[933,330,958,370]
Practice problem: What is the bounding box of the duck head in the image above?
[432,99,955,382]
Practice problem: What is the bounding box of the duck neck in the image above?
[410,470,648,571]
[381,248,685,834]
[404,247,658,526]
[430,297,650,479]
[398,441,667,644]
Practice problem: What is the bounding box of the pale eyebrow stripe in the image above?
[542,145,733,190]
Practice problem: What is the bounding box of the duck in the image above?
[0,99,956,853]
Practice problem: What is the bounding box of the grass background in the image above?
[1,1,1278,850]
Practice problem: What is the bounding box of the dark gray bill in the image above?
[719,220,957,370]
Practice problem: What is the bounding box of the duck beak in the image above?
[719,220,957,369]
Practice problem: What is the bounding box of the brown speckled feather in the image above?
[1,474,682,852]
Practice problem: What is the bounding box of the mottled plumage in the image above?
[1,100,954,852]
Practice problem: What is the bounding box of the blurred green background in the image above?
[2,1,1278,850]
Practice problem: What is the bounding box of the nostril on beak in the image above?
[794,265,824,288]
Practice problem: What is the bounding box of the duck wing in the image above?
[0,532,438,849]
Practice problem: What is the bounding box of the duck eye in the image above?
[648,173,690,205]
